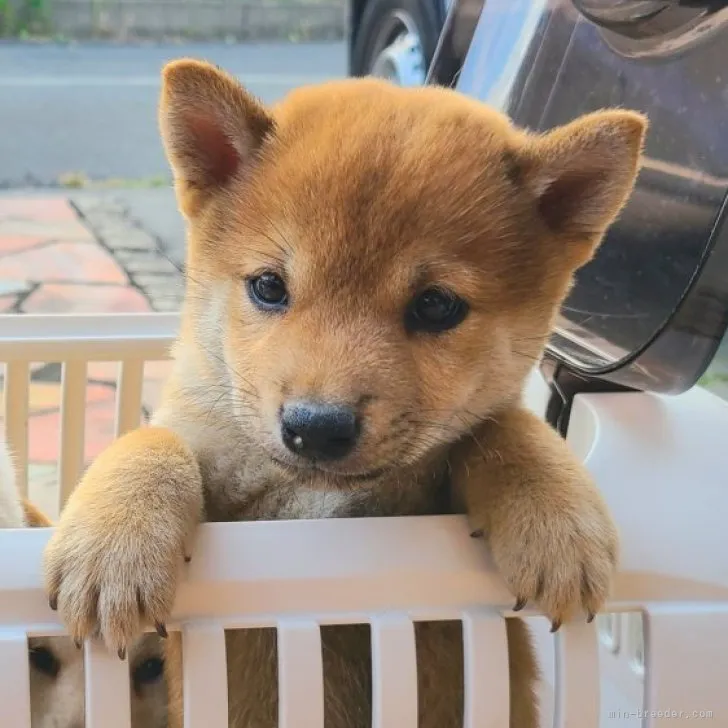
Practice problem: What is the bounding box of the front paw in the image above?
[44,428,201,654]
[44,508,182,655]
[472,489,618,630]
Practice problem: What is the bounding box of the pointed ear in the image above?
[517,110,647,256]
[159,59,274,216]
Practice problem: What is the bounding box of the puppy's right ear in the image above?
[159,59,274,216]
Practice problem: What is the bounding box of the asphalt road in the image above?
[0,41,347,186]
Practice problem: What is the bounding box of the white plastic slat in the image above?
[0,630,32,728]
[85,639,132,728]
[553,620,600,728]
[183,624,228,728]
[644,608,728,726]
[115,359,144,436]
[462,610,510,727]
[371,615,418,728]
[4,361,29,497]
[58,360,87,509]
[278,619,325,728]
[0,312,178,362]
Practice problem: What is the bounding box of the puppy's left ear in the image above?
[159,59,274,216]
[518,110,647,265]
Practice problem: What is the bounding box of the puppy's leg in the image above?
[449,405,616,727]
[43,427,203,656]
[451,404,618,627]
[22,499,52,527]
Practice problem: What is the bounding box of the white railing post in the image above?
[182,625,229,728]
[58,360,87,510]
[0,629,32,728]
[553,621,600,728]
[115,359,145,437]
[371,614,418,728]
[462,609,510,727]
[278,619,325,728]
[84,639,132,728]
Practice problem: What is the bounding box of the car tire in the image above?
[350,0,443,85]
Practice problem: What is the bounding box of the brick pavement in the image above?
[0,196,183,517]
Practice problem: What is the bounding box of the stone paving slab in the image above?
[0,195,181,515]
[2,241,127,284]
[0,198,78,223]
[0,235,49,255]
[24,282,151,314]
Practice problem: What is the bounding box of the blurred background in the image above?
[0,0,349,257]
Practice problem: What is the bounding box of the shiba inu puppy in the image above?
[44,61,645,726]
[0,437,168,728]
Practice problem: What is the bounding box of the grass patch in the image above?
[58,172,170,190]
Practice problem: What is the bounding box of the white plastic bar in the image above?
[0,313,177,362]
[183,624,228,728]
[371,615,418,728]
[0,630,31,728]
[115,359,144,436]
[3,360,29,497]
[462,610,510,727]
[58,360,87,509]
[84,639,132,728]
[553,621,600,728]
[0,629,30,728]
[4,514,721,628]
[278,619,325,728]
[644,607,728,726]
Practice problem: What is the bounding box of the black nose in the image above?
[280,401,359,461]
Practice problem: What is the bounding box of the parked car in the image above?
[347,0,447,83]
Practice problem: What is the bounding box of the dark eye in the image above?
[407,287,469,333]
[29,646,60,678]
[247,272,288,311]
[133,656,165,687]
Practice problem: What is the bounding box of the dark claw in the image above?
[513,597,527,612]
[469,528,484,538]
[49,596,58,611]
[550,619,562,633]
[156,622,168,639]
[587,612,595,624]
[74,638,83,650]
[184,554,192,563]
[118,647,126,661]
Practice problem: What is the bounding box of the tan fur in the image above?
[44,61,646,727]
[0,438,168,728]
[0,436,25,528]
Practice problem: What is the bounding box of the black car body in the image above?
[351,0,728,424]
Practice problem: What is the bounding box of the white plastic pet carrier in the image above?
[1,312,727,726]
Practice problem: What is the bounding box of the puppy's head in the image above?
[160,61,646,479]
[28,634,167,728]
